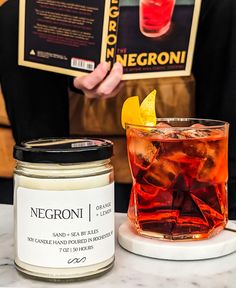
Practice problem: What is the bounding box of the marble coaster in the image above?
[118,221,236,260]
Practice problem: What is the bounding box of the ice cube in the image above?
[127,129,160,172]
[182,140,207,158]
[135,182,173,209]
[159,140,206,186]
[143,158,180,189]
[159,140,202,164]
[190,123,206,129]
[197,139,227,183]
[156,122,172,128]
[181,128,209,139]
[153,122,184,140]
[155,123,210,140]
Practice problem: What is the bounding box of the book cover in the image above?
[18,0,202,80]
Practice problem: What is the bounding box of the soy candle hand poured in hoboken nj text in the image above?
[13,138,114,280]
[121,92,229,241]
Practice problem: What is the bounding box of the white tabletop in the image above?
[1,203,236,287]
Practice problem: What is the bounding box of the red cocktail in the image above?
[140,0,176,37]
[126,118,229,240]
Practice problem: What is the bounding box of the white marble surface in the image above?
[1,203,236,287]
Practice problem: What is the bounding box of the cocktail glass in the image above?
[126,118,229,240]
[139,0,176,38]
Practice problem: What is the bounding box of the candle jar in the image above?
[13,138,114,281]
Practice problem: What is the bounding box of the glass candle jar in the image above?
[13,138,114,281]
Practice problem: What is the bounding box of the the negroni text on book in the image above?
[106,0,119,64]
[116,50,186,67]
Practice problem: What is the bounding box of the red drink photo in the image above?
[140,0,176,37]
[126,118,229,240]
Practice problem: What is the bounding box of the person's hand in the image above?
[73,62,123,99]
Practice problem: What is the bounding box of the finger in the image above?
[73,62,110,90]
[96,62,123,97]
[101,81,125,99]
[83,79,124,100]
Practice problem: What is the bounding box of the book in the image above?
[18,0,202,80]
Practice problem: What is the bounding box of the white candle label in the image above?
[16,184,114,268]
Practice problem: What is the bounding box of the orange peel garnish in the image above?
[121,96,143,129]
[140,89,157,126]
[121,90,157,129]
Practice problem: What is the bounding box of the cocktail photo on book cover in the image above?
[116,0,201,79]
[18,0,201,80]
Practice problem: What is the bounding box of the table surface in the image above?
[1,204,236,287]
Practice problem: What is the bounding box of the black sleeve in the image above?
[0,0,70,144]
[193,0,236,219]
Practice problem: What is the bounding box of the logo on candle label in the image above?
[30,207,83,219]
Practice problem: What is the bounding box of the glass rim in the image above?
[125,118,229,130]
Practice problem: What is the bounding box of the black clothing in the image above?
[0,0,69,145]
[115,183,132,213]
[0,177,13,204]
[193,0,236,219]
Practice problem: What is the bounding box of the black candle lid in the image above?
[14,137,113,163]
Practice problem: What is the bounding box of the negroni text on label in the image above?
[30,207,83,219]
